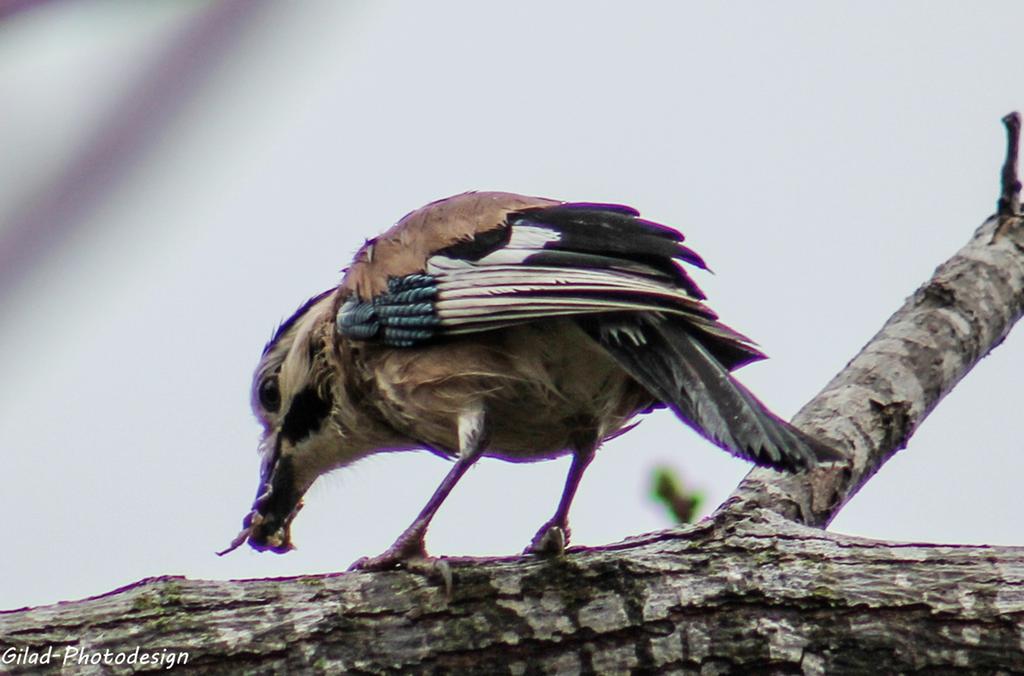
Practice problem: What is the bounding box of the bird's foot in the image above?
[348,532,428,572]
[525,521,569,557]
[348,532,453,595]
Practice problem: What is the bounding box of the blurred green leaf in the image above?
[650,466,704,524]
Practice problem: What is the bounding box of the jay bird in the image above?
[221,191,842,570]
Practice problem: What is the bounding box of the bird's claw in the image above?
[348,527,429,572]
[525,523,568,557]
[348,548,420,572]
[348,547,453,598]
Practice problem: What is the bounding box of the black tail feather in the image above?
[582,314,843,471]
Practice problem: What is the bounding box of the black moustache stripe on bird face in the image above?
[218,386,332,555]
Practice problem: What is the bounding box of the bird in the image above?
[219,191,842,570]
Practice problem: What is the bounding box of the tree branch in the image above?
[3,115,1023,673]
[2,513,1022,673]
[722,112,1024,529]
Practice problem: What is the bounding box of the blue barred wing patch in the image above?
[337,274,441,346]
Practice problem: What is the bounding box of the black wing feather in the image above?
[512,204,707,297]
[582,314,843,470]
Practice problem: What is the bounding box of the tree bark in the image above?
[3,117,1023,674]
[2,513,1023,674]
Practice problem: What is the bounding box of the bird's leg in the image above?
[350,405,487,572]
[525,444,596,556]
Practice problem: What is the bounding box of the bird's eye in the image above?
[258,377,281,413]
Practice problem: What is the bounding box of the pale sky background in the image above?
[2,1,1022,611]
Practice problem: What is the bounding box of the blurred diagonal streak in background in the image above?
[0,0,60,22]
[0,0,267,305]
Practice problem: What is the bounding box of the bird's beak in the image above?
[218,437,304,556]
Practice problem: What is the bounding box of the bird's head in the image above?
[220,288,343,555]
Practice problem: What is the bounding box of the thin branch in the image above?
[998,111,1021,218]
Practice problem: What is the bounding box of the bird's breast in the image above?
[361,319,652,460]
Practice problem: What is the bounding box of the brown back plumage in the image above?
[342,191,558,299]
